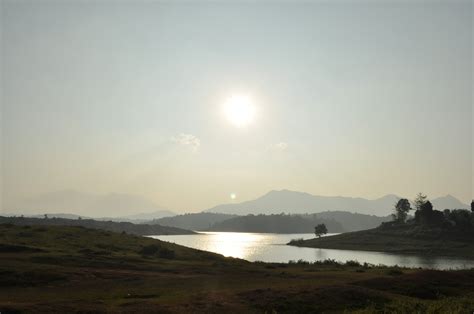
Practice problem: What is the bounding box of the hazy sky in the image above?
[1,0,472,213]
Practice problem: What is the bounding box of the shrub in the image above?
[288,238,304,245]
[313,259,341,266]
[139,244,160,256]
[158,248,175,259]
[386,267,403,276]
[345,260,361,267]
[139,244,175,259]
[296,259,309,265]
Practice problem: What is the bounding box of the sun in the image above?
[223,95,256,127]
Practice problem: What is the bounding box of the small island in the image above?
[289,195,474,259]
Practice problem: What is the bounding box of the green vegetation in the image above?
[208,213,343,233]
[313,211,391,232]
[151,211,391,233]
[1,224,474,313]
[289,194,474,259]
[0,216,195,236]
[392,198,411,223]
[150,212,237,230]
[289,223,474,258]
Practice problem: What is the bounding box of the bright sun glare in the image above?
[223,95,256,128]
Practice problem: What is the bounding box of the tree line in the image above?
[391,193,474,230]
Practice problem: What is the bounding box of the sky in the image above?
[1,0,472,214]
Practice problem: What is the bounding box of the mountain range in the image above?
[152,211,391,233]
[6,189,468,219]
[205,190,469,216]
[6,190,175,219]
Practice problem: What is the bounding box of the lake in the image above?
[151,232,474,270]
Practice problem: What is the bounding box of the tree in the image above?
[392,198,411,223]
[420,200,433,213]
[314,224,328,238]
[413,193,428,211]
[471,200,474,212]
[446,209,471,229]
[415,201,443,225]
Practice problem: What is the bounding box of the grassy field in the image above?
[289,224,474,259]
[0,216,195,236]
[1,224,474,313]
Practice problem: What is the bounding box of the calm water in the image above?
[151,232,474,270]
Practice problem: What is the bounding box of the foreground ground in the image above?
[290,224,474,259]
[0,216,195,236]
[1,224,474,313]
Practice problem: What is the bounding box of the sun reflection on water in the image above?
[200,232,262,259]
[150,232,474,269]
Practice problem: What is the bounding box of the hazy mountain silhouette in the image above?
[151,211,389,232]
[312,211,391,231]
[208,214,344,233]
[431,195,469,210]
[205,190,468,216]
[117,210,176,221]
[11,190,174,218]
[151,213,237,231]
[28,213,87,220]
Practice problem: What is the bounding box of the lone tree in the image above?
[314,224,328,238]
[392,198,411,223]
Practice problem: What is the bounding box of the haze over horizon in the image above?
[1,188,470,218]
[2,1,473,215]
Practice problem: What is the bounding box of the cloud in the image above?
[269,142,288,152]
[171,133,201,152]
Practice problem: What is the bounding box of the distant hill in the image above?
[208,214,344,233]
[114,210,176,222]
[151,211,389,233]
[432,195,469,210]
[205,190,469,216]
[150,213,236,231]
[307,212,391,232]
[6,212,175,224]
[8,190,173,218]
[0,216,194,236]
[27,213,87,220]
[205,190,400,216]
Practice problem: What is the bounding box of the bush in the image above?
[139,244,175,259]
[158,248,175,259]
[296,259,309,265]
[313,259,341,266]
[345,260,361,267]
[386,267,403,276]
[139,244,160,256]
[288,238,304,245]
